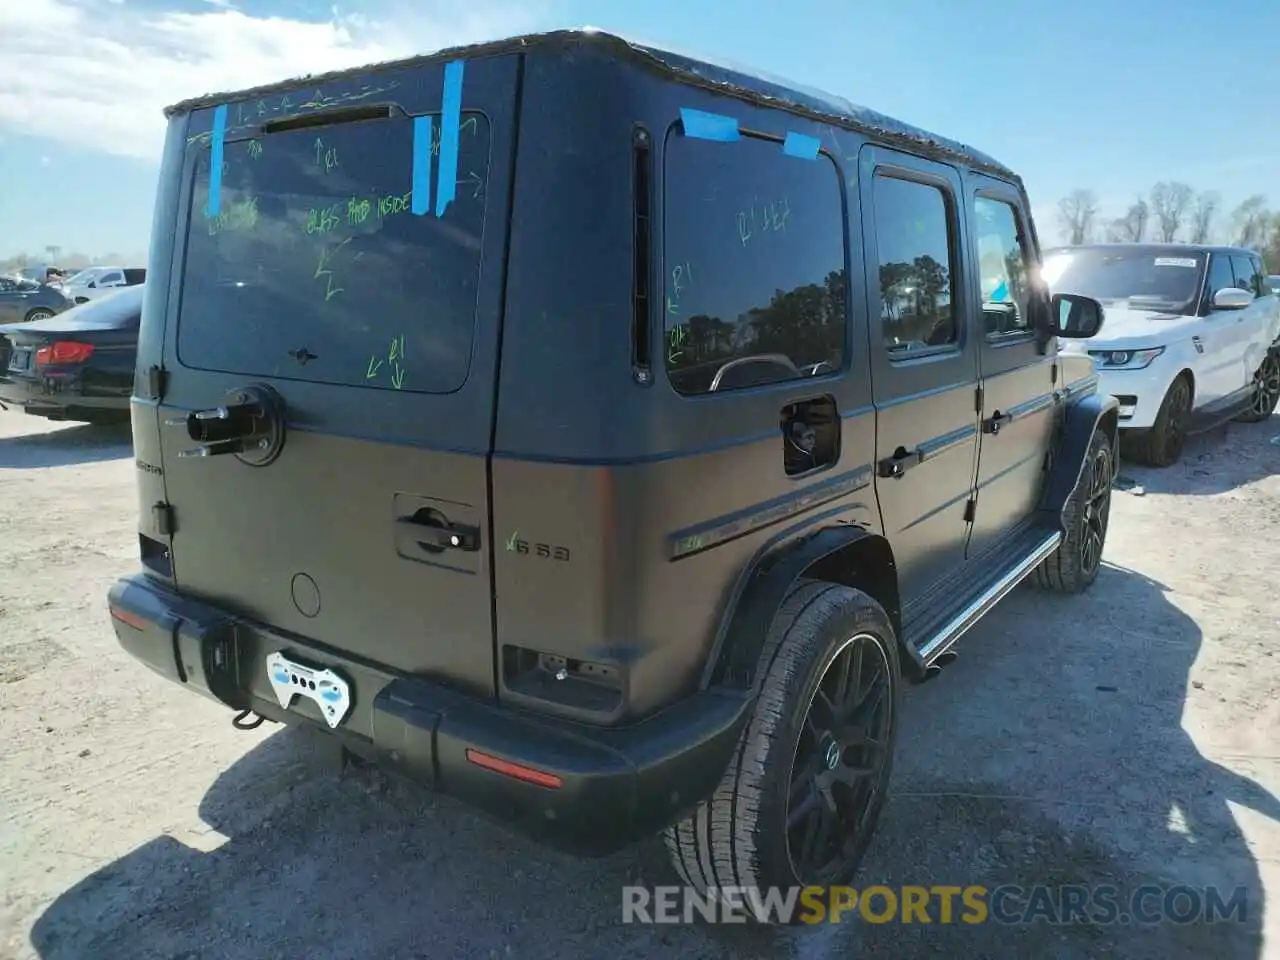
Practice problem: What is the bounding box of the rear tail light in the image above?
[35,341,94,366]
[464,749,563,789]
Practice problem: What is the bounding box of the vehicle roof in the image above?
[19,284,146,332]
[162,27,1018,183]
[1044,242,1262,257]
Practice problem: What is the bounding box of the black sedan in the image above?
[0,274,74,324]
[0,285,142,425]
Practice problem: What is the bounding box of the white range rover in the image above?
[1042,244,1280,466]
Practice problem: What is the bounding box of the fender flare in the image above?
[701,522,911,691]
[1037,389,1119,526]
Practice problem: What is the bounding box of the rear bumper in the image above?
[107,572,749,855]
[0,369,129,418]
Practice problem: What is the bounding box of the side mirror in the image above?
[87,280,97,288]
[1050,293,1104,339]
[1213,287,1253,310]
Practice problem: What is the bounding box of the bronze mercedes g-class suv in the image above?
[107,28,1115,904]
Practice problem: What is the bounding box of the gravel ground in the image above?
[0,410,1277,960]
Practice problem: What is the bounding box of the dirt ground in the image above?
[0,409,1277,960]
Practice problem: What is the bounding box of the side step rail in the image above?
[916,530,1062,669]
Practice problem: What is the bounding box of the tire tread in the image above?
[1035,427,1110,593]
[663,579,897,900]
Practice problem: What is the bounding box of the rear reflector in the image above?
[35,341,94,366]
[464,748,563,789]
[108,605,148,631]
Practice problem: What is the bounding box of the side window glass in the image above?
[1229,256,1257,297]
[1206,254,1236,307]
[873,175,957,355]
[1249,256,1266,297]
[973,196,1032,338]
[662,132,847,396]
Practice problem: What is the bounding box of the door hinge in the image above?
[963,498,976,523]
[152,501,175,537]
[141,364,168,401]
[974,385,984,413]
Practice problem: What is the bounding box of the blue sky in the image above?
[1,0,1277,261]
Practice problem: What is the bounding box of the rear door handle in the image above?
[877,446,922,479]
[395,515,480,553]
[982,411,1013,435]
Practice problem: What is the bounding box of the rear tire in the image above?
[663,580,900,920]
[1126,375,1191,467]
[1034,427,1113,593]
[1232,350,1280,423]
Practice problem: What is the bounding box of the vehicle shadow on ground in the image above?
[1117,419,1278,497]
[0,422,131,469]
[28,564,1279,960]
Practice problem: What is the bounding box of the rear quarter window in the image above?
[662,129,847,395]
[176,112,491,393]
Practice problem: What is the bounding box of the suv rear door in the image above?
[147,56,519,699]
[858,145,981,604]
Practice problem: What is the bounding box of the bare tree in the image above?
[1149,181,1194,242]
[44,244,61,263]
[1111,197,1149,243]
[1189,191,1219,244]
[1057,189,1099,246]
[1229,195,1271,250]
[1264,213,1280,272]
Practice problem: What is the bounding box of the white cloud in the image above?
[0,0,546,161]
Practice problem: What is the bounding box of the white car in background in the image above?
[1043,243,1280,467]
[55,266,146,305]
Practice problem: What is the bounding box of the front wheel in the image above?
[1034,426,1114,593]
[1126,375,1191,467]
[664,580,900,918]
[1232,350,1280,423]
[23,308,55,323]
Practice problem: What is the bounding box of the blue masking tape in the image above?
[991,280,1009,301]
[435,60,464,216]
[207,104,228,217]
[783,131,820,159]
[680,107,739,142]
[411,115,434,215]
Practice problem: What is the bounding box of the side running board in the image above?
[916,530,1062,667]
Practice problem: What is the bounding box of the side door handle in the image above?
[877,445,922,479]
[982,411,1013,435]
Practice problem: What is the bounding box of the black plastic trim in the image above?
[704,524,921,689]
[106,572,750,855]
[1036,390,1119,525]
[667,464,871,559]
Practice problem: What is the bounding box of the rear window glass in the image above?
[177,112,491,393]
[662,132,847,395]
